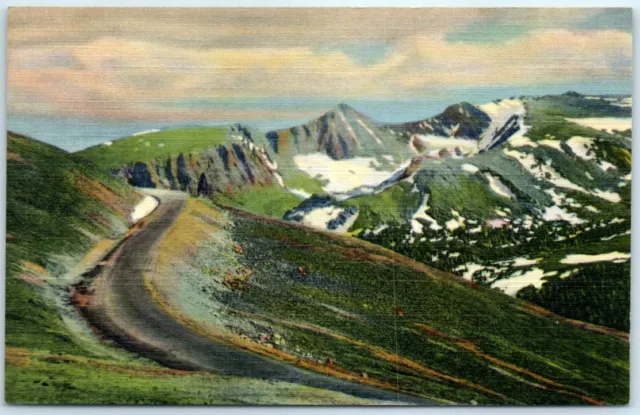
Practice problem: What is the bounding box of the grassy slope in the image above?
[5,349,375,405]
[148,198,629,405]
[6,132,141,355]
[76,125,309,218]
[75,127,231,168]
[212,184,304,218]
[5,132,370,405]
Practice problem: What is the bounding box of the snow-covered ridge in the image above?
[133,129,161,137]
[478,99,528,150]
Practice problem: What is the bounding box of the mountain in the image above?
[8,92,631,404]
[72,92,632,331]
[77,124,277,193]
[284,93,631,331]
[76,124,307,217]
[386,102,491,140]
[383,99,528,157]
[265,103,408,162]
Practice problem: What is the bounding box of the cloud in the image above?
[7,8,632,121]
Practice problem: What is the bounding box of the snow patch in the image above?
[508,136,538,148]
[462,163,479,174]
[289,188,311,199]
[410,135,478,156]
[130,195,159,224]
[560,252,630,265]
[458,263,486,281]
[492,267,546,296]
[566,136,595,161]
[411,194,442,233]
[598,161,617,172]
[542,206,585,225]
[133,129,160,136]
[297,206,358,234]
[566,117,632,134]
[485,173,515,199]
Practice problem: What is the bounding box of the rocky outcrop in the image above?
[112,126,277,197]
[385,102,492,141]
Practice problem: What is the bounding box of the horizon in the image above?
[7,88,632,152]
[7,7,632,151]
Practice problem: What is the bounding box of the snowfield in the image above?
[565,117,632,133]
[478,99,529,150]
[293,153,398,194]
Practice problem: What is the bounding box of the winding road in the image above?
[84,190,435,405]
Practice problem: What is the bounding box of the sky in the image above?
[7,7,633,150]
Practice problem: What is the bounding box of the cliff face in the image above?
[112,136,277,197]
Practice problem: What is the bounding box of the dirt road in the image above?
[84,190,435,405]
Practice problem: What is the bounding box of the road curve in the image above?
[84,190,435,405]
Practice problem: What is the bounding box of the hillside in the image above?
[143,197,629,405]
[5,131,373,405]
[6,131,142,357]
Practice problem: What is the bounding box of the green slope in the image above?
[6,131,141,355]
[5,131,371,405]
[150,198,629,405]
[76,126,232,168]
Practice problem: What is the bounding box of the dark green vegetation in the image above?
[517,262,630,331]
[341,93,632,331]
[365,220,631,331]
[171,205,629,405]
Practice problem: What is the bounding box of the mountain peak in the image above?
[329,103,356,115]
[563,90,584,97]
